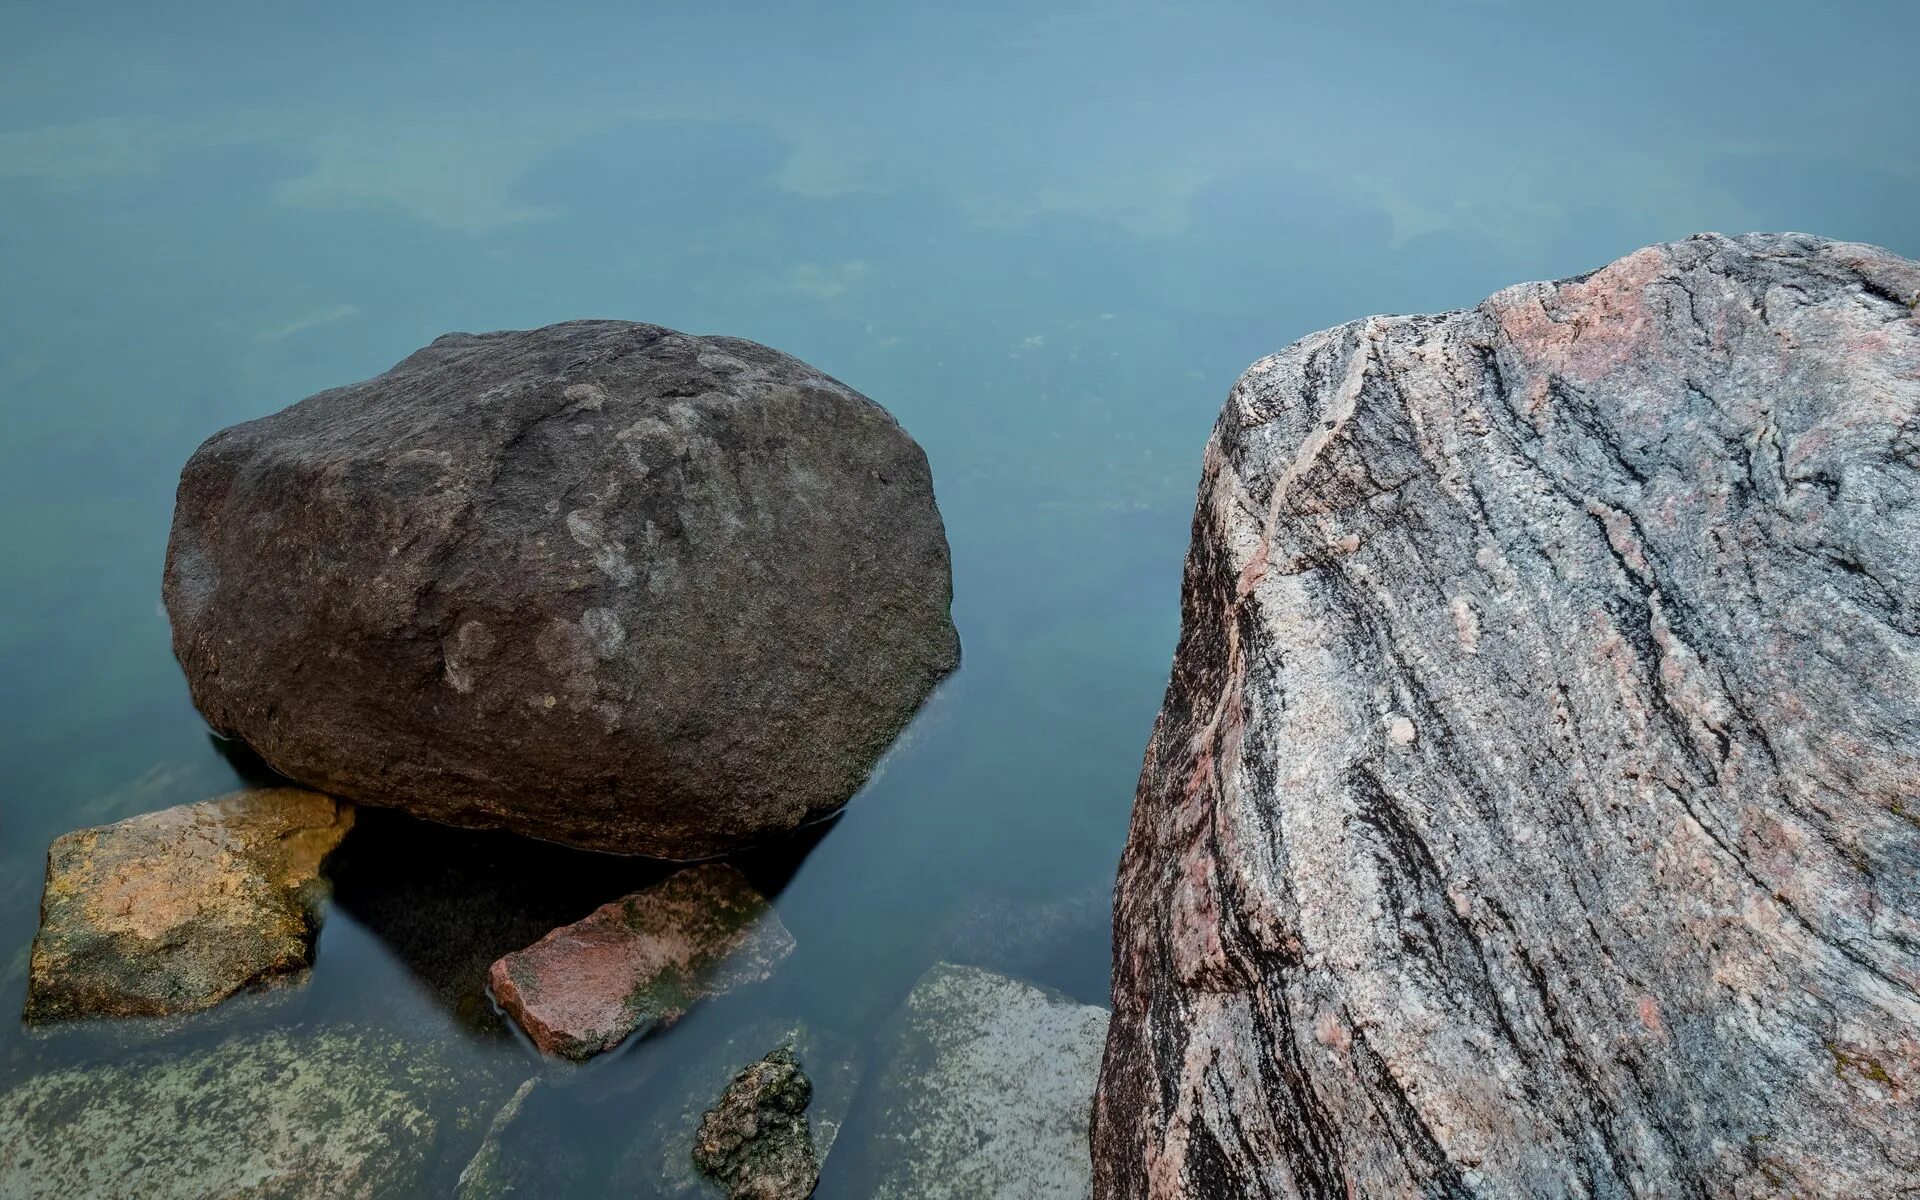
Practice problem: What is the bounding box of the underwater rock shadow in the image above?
[319,799,836,1037]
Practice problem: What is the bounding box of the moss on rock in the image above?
[486,865,794,1061]
[0,1025,506,1198]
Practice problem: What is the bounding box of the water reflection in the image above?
[3,0,1914,1193]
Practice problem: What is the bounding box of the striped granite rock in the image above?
[1094,234,1920,1198]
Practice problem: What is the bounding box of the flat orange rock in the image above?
[25,786,354,1021]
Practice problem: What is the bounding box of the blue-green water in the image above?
[2,2,1915,1194]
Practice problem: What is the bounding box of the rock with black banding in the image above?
[1095,234,1920,1198]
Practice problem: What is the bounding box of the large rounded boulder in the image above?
[164,321,958,858]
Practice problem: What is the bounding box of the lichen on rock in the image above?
[162,320,960,858]
[25,786,354,1021]
[866,962,1108,1199]
[0,1025,505,1198]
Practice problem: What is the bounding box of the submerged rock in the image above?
[0,1025,504,1198]
[866,962,1107,1199]
[322,809,675,1035]
[488,864,794,1061]
[163,320,959,858]
[930,884,1111,982]
[1,945,24,998]
[693,1048,818,1200]
[453,1079,590,1200]
[454,1078,540,1200]
[1094,234,1920,1197]
[25,787,353,1021]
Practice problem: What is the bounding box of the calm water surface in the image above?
[2,2,1915,1193]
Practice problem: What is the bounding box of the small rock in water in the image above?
[24,786,353,1021]
[865,962,1108,1199]
[488,864,794,1061]
[609,1017,859,1198]
[692,1047,819,1200]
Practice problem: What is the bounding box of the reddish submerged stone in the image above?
[488,864,794,1061]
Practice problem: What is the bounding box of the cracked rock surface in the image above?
[1093,234,1920,1198]
[163,320,958,857]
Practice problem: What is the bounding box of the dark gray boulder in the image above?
[164,321,958,857]
[1095,235,1920,1197]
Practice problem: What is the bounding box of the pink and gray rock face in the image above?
[1094,234,1920,1198]
[163,320,958,858]
[488,864,794,1062]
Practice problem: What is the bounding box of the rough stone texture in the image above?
[488,864,794,1061]
[868,962,1108,1199]
[693,1047,819,1200]
[626,1018,858,1199]
[1094,234,1920,1198]
[25,787,354,1021]
[164,320,959,858]
[0,1025,504,1198]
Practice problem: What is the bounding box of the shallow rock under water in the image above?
[865,961,1108,1199]
[0,1024,508,1198]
